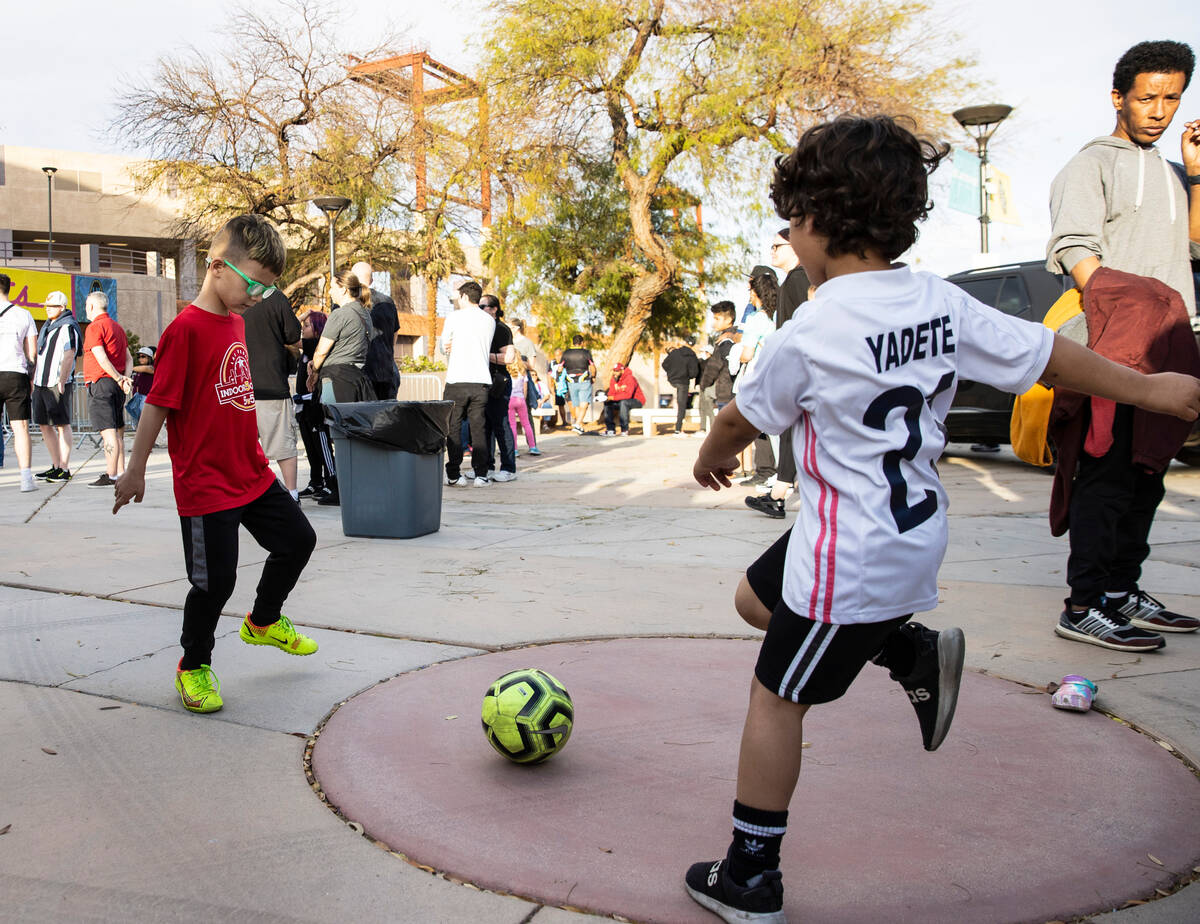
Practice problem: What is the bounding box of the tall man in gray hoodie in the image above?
[1047,40,1200,650]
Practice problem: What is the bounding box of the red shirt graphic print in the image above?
[147,306,275,516]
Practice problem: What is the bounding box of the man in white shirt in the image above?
[0,273,39,492]
[32,290,81,482]
[440,280,495,486]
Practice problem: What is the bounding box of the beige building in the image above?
[0,145,197,343]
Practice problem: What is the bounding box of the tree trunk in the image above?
[604,174,676,383]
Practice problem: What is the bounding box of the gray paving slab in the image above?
[0,682,539,924]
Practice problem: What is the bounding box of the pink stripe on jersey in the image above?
[813,437,839,622]
[801,416,839,623]
[802,417,829,622]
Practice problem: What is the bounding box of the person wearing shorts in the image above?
[32,290,82,482]
[243,289,302,499]
[0,273,39,491]
[560,335,595,433]
[83,291,131,488]
[682,115,1200,924]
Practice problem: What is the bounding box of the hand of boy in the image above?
[1140,371,1200,421]
[694,454,739,491]
[113,469,146,514]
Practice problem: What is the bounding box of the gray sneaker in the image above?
[1055,600,1165,652]
[1112,590,1200,633]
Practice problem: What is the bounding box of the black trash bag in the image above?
[324,400,453,454]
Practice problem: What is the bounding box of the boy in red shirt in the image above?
[114,215,318,714]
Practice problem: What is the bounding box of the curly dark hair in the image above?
[1113,41,1194,95]
[770,116,948,262]
[749,273,778,320]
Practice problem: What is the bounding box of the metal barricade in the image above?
[395,373,444,401]
[69,375,104,449]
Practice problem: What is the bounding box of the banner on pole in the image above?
[948,148,981,215]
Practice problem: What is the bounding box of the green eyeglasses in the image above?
[208,257,278,299]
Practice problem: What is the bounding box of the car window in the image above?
[996,276,1033,318]
[954,277,1002,308]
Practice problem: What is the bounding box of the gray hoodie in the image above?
[1047,135,1199,314]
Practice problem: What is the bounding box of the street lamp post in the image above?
[42,167,58,269]
[952,105,1012,254]
[312,196,352,296]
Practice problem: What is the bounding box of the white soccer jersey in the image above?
[736,266,1054,625]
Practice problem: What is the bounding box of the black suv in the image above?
[943,261,1071,446]
[943,260,1200,465]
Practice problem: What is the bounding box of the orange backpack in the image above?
[1009,289,1084,467]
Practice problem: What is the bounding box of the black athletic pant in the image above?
[444,382,490,479]
[179,481,316,670]
[297,401,330,488]
[778,424,797,485]
[673,383,689,432]
[1067,404,1166,607]
[484,384,517,474]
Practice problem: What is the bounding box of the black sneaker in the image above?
[298,483,322,499]
[684,852,785,924]
[36,467,61,480]
[46,468,71,482]
[745,494,785,519]
[1111,590,1200,634]
[876,622,964,752]
[316,489,341,507]
[1055,600,1165,651]
[88,473,116,488]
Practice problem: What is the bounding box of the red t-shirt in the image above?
[82,313,128,383]
[147,305,276,516]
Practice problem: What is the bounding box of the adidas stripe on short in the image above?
[747,528,911,705]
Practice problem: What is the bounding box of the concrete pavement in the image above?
[1,429,1198,922]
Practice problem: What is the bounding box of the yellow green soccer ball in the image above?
[481,668,574,764]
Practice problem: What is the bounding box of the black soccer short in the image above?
[0,371,32,421]
[87,377,125,431]
[32,383,73,427]
[747,527,911,705]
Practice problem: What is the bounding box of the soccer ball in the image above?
[481,668,574,764]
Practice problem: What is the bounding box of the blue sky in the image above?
[3,0,1196,291]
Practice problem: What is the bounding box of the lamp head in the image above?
[42,166,58,177]
[312,195,352,218]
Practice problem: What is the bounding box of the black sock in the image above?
[873,628,916,677]
[728,801,787,885]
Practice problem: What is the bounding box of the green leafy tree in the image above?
[483,157,732,356]
[112,0,434,301]
[482,0,964,365]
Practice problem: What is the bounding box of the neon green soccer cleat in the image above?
[239,613,318,656]
[175,664,223,713]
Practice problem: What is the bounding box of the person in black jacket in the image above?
[698,302,740,417]
[662,336,701,435]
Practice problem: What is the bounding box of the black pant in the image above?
[372,380,396,400]
[1067,404,1166,606]
[444,382,490,479]
[778,425,797,485]
[753,434,776,478]
[179,481,316,670]
[484,384,516,474]
[604,398,643,432]
[672,383,690,432]
[297,401,332,488]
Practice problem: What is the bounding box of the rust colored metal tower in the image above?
[349,51,491,353]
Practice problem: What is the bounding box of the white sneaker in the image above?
[491,470,517,483]
[446,474,469,486]
[20,473,38,493]
[473,476,490,486]
[487,470,497,479]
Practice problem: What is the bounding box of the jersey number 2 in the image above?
[862,373,955,534]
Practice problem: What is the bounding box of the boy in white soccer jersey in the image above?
[683,116,1200,924]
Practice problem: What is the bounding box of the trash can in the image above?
[324,400,453,539]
